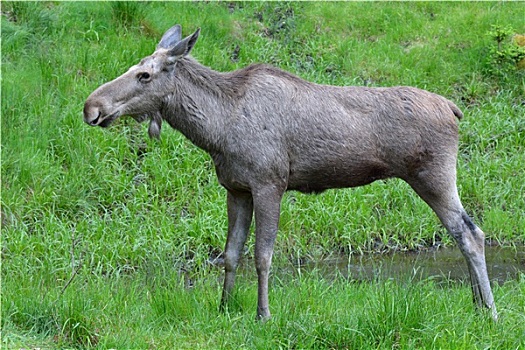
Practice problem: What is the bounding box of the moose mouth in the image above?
[90,111,120,128]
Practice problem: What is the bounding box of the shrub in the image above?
[485,25,525,76]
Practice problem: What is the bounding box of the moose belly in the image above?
[287,160,392,194]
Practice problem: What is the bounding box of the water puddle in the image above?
[273,246,525,285]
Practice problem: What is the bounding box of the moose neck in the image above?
[162,57,238,154]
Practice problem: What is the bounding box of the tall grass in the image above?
[3,267,525,349]
[2,1,524,348]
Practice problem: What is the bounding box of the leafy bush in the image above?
[485,25,525,76]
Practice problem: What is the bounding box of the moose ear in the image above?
[157,24,182,50]
[167,28,200,60]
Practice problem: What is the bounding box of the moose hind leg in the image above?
[447,211,496,314]
[406,176,497,320]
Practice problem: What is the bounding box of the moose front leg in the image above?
[220,191,253,310]
[252,185,284,320]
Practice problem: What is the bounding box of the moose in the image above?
[84,25,497,320]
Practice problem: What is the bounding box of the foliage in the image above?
[485,25,525,77]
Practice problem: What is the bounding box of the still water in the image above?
[272,246,525,285]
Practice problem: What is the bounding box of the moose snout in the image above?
[83,100,102,126]
[83,99,118,128]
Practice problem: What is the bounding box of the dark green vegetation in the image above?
[2,2,524,348]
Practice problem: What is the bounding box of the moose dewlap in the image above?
[84,24,497,321]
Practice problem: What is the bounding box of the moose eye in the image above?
[137,72,151,83]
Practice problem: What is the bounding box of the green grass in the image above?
[3,268,525,349]
[2,1,525,348]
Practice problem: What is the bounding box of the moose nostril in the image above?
[83,98,102,125]
[89,111,102,125]
[84,101,102,125]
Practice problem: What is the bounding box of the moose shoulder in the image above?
[84,24,497,321]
